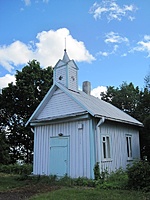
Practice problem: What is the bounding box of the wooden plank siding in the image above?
[37,88,85,120]
[98,122,140,173]
[33,119,92,178]
[68,66,78,91]
[55,66,66,86]
[33,119,140,178]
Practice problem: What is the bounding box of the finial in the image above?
[64,37,66,52]
[62,38,70,63]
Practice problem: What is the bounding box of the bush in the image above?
[96,168,128,190]
[93,162,100,180]
[0,164,32,175]
[127,160,150,191]
[73,177,95,187]
[57,174,74,186]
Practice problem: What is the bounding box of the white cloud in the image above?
[0,28,95,72]
[97,44,119,57]
[98,51,109,57]
[124,5,134,11]
[35,28,95,67]
[0,41,33,72]
[89,0,137,22]
[24,0,31,6]
[113,44,118,51]
[121,53,127,57]
[144,35,150,41]
[97,32,129,58]
[0,74,16,89]
[90,2,108,19]
[105,32,129,44]
[91,86,107,99]
[128,16,135,21]
[132,35,150,57]
[43,0,49,3]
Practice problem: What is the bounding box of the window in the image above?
[126,135,132,158]
[102,136,111,159]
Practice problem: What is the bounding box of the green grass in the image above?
[0,173,28,191]
[30,187,150,200]
[0,173,150,200]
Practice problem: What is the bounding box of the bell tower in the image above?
[54,50,78,91]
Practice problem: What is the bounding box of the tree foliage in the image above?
[127,160,150,191]
[144,70,150,91]
[140,115,150,161]
[0,60,53,163]
[101,82,141,119]
[0,130,10,164]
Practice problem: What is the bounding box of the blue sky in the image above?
[0,0,150,97]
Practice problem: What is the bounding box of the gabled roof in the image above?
[26,82,143,127]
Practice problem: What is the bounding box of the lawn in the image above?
[30,187,150,200]
[0,173,28,191]
[0,173,150,200]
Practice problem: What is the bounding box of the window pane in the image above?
[126,137,129,157]
[129,137,132,157]
[103,142,106,158]
[126,136,132,158]
[106,136,110,158]
[103,137,105,142]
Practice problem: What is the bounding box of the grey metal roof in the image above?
[26,82,143,127]
[57,83,143,127]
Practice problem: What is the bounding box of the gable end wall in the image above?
[37,88,85,120]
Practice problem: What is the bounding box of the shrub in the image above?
[58,174,74,186]
[93,162,100,180]
[74,177,88,186]
[0,164,32,175]
[127,160,150,191]
[96,168,128,190]
[36,175,58,185]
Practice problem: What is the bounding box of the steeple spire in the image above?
[64,37,66,51]
[62,49,70,63]
[54,49,78,91]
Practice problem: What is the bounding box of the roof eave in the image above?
[94,114,144,127]
[30,111,90,126]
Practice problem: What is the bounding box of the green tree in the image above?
[0,60,53,163]
[140,72,150,160]
[101,82,141,119]
[140,115,150,161]
[144,70,150,91]
[137,88,150,122]
[14,60,53,119]
[0,91,11,164]
[0,130,10,164]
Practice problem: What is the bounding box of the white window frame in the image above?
[101,135,111,160]
[126,135,132,160]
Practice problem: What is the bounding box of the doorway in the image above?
[50,137,69,177]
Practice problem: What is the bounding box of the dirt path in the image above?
[0,185,60,200]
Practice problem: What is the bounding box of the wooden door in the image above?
[50,137,69,177]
